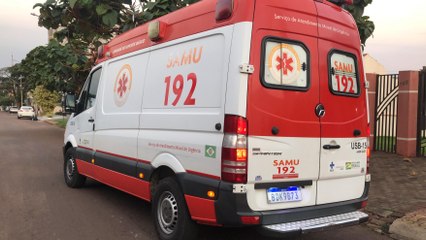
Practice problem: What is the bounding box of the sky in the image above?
[0,0,425,73]
[364,0,426,73]
[0,0,47,69]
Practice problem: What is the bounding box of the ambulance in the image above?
[63,0,371,239]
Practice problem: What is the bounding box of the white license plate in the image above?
[267,186,302,204]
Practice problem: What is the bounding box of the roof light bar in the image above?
[148,21,167,41]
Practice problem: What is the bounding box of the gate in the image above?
[374,74,399,153]
[417,70,426,156]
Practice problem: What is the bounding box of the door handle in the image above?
[323,144,341,150]
[88,118,95,123]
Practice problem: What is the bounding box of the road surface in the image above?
[0,112,390,240]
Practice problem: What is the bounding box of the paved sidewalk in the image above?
[365,152,426,239]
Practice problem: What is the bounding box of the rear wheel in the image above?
[152,177,198,240]
[64,148,86,188]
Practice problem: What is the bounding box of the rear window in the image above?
[262,38,309,90]
[329,51,360,96]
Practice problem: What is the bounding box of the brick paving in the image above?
[364,152,426,236]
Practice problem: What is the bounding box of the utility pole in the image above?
[11,54,23,107]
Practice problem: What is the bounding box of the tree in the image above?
[0,67,19,106]
[344,0,375,47]
[31,85,61,115]
[17,40,89,93]
[33,0,199,59]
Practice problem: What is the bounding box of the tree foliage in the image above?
[31,85,61,115]
[33,0,199,54]
[16,40,90,92]
[344,0,375,47]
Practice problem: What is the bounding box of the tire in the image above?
[64,148,86,188]
[152,177,198,240]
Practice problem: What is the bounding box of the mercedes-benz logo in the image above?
[315,104,326,118]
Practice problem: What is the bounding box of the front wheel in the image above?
[152,177,198,240]
[64,148,86,188]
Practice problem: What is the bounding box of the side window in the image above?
[86,68,102,109]
[76,68,102,114]
[329,51,360,96]
[77,77,89,111]
[262,38,309,90]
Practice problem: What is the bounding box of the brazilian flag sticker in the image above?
[205,145,216,158]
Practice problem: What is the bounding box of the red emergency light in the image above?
[216,0,234,21]
[328,0,353,6]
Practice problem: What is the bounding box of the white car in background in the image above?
[17,106,35,120]
[9,106,19,114]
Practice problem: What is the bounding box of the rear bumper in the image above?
[177,172,370,235]
[214,181,369,227]
[18,112,35,117]
[259,210,368,237]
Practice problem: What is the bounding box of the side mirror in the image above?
[63,94,76,114]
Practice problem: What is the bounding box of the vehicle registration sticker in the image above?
[267,186,302,204]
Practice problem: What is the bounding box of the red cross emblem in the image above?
[117,73,128,98]
[276,53,294,76]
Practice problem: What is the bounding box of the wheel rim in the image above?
[66,156,75,180]
[157,191,178,235]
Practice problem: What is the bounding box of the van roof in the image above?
[96,0,354,64]
[96,0,255,64]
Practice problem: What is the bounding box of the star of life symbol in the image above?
[114,64,132,107]
[276,53,294,76]
[267,44,301,85]
[117,74,128,97]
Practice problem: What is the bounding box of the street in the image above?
[0,112,390,240]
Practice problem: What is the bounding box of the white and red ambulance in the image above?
[63,0,371,239]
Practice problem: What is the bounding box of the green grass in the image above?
[54,118,68,128]
[374,136,396,152]
[420,138,426,155]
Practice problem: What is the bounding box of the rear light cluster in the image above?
[221,115,248,183]
[366,125,371,182]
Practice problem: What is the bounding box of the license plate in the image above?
[267,186,302,204]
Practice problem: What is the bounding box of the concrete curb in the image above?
[389,209,426,240]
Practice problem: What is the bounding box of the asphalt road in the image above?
[0,112,390,240]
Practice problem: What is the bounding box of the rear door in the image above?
[316,2,368,204]
[246,0,320,211]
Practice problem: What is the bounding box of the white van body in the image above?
[63,1,370,239]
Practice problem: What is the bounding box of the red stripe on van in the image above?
[78,146,94,151]
[76,159,94,178]
[96,149,150,164]
[184,195,218,225]
[76,159,151,202]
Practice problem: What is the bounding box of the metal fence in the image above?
[417,70,426,156]
[374,74,399,153]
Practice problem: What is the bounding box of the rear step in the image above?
[262,211,368,234]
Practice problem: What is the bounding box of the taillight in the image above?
[366,125,371,182]
[240,216,260,225]
[221,115,248,183]
[366,125,370,174]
